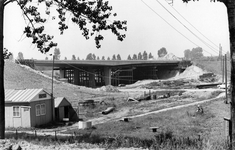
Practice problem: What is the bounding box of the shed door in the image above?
[21,107,31,127]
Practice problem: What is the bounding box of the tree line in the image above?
[15,46,229,61]
[43,49,156,61]
[44,48,169,61]
[183,47,230,61]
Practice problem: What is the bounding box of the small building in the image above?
[54,97,78,122]
[5,89,53,128]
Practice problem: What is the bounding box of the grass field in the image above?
[3,59,232,149]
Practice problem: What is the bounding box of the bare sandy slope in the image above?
[4,60,124,106]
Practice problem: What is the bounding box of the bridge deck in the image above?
[34,60,183,68]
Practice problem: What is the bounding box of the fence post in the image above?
[55,131,57,140]
[224,117,232,144]
[74,131,76,139]
[15,129,18,139]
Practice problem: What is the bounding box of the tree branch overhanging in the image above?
[15,0,127,50]
[4,0,15,7]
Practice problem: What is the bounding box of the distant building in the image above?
[5,89,53,128]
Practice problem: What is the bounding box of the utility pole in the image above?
[225,54,228,104]
[51,55,55,121]
[222,55,224,83]
[219,44,223,60]
[0,0,4,139]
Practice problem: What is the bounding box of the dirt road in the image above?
[87,92,225,125]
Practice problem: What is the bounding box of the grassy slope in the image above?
[72,98,229,144]
[4,60,125,106]
[4,60,129,120]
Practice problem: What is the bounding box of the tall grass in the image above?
[6,130,230,150]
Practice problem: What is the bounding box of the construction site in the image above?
[1,58,230,149]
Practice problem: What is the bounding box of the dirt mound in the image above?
[97,85,120,92]
[173,65,206,80]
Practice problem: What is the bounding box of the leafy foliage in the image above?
[117,54,121,60]
[86,53,93,60]
[127,55,131,60]
[132,54,137,60]
[143,51,148,60]
[158,47,167,58]
[15,0,127,53]
[92,54,96,60]
[184,49,191,60]
[17,52,24,60]
[112,54,116,60]
[184,47,203,60]
[54,48,61,60]
[72,55,76,60]
[137,52,142,60]
[3,48,12,59]
[148,52,153,59]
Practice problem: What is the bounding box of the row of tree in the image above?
[44,49,156,60]
[184,47,203,60]
[127,51,154,60]
[86,53,122,60]
[18,47,167,61]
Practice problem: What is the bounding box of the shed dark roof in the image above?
[54,97,71,108]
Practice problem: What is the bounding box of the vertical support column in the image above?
[74,69,79,85]
[104,67,111,86]
[60,69,65,78]
[88,68,96,88]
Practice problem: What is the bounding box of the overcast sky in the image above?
[4,0,229,60]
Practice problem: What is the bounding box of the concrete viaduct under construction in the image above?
[19,59,191,88]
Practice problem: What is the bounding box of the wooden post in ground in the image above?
[225,54,228,104]
[222,54,224,83]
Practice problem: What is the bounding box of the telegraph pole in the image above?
[222,55,224,83]
[225,54,228,104]
[51,55,55,121]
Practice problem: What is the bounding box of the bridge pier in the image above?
[74,69,79,85]
[60,69,65,78]
[104,67,111,86]
[88,68,96,88]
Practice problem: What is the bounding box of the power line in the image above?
[167,0,220,50]
[140,0,214,56]
[155,0,219,54]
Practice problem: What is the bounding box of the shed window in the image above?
[36,105,41,116]
[40,104,46,115]
[39,94,47,99]
[13,106,20,117]
[36,104,46,116]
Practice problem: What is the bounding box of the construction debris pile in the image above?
[199,73,217,82]
[96,85,120,92]
[141,79,198,89]
[173,65,206,80]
